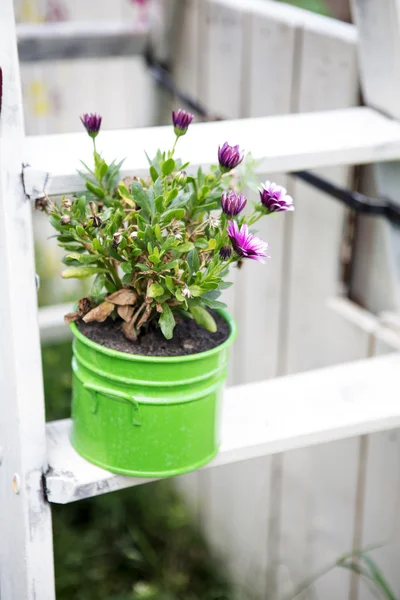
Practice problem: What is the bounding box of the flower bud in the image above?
[35,196,48,211]
[62,198,72,209]
[172,109,194,137]
[221,190,247,217]
[113,232,123,249]
[219,245,232,260]
[218,142,244,172]
[175,171,187,187]
[80,113,102,138]
[60,215,71,225]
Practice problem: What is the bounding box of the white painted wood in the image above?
[350,0,400,315]
[24,106,400,196]
[45,353,400,505]
[275,18,362,600]
[16,20,149,61]
[349,6,400,597]
[0,0,55,598]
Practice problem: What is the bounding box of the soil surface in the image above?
[77,311,230,357]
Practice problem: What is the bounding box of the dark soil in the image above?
[77,311,230,357]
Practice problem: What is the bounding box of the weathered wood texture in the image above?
[0,0,55,598]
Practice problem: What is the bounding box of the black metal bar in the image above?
[291,171,400,226]
[146,55,400,226]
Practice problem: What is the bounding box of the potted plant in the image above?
[37,109,294,477]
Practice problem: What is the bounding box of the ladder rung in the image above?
[45,353,400,504]
[17,21,148,62]
[24,107,400,198]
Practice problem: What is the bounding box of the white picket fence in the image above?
[7,0,400,598]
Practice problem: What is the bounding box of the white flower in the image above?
[182,286,192,298]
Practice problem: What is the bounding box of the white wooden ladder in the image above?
[1,0,400,597]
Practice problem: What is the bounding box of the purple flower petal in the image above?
[221,190,247,216]
[227,221,270,263]
[259,180,294,213]
[80,113,102,138]
[218,142,244,171]
[172,109,194,136]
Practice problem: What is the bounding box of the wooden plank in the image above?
[23,106,400,197]
[349,4,400,597]
[350,0,400,314]
[0,0,55,598]
[45,353,400,504]
[16,21,148,61]
[276,18,362,600]
[322,298,400,600]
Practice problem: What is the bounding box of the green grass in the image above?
[42,341,234,600]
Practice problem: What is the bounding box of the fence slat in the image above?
[275,19,363,600]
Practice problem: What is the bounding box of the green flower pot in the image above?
[69,310,236,478]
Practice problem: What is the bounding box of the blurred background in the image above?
[18,1,400,599]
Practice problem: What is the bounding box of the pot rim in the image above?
[70,308,237,363]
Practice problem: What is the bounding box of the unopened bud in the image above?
[113,232,123,248]
[35,196,48,211]
[92,215,102,228]
[219,245,232,260]
[60,215,71,225]
[62,198,72,209]
[175,171,187,187]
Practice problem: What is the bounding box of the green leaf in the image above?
[65,253,99,265]
[201,297,227,310]
[61,266,107,280]
[188,285,204,297]
[219,281,233,290]
[85,181,105,198]
[161,209,185,226]
[155,195,164,213]
[166,188,179,204]
[187,248,200,276]
[195,238,208,249]
[162,158,175,176]
[99,161,108,179]
[76,225,86,237]
[148,283,164,298]
[131,180,154,216]
[189,305,217,333]
[136,263,151,271]
[91,273,106,295]
[150,165,159,183]
[92,238,102,252]
[121,262,133,274]
[165,276,175,293]
[175,242,194,253]
[159,304,175,339]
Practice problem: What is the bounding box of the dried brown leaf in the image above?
[77,297,93,316]
[64,312,79,325]
[136,304,151,329]
[117,305,134,322]
[83,302,114,323]
[106,289,137,306]
[122,320,137,341]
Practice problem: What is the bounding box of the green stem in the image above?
[107,260,122,288]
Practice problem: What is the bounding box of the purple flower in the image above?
[80,113,102,138]
[259,181,294,213]
[172,109,194,136]
[219,245,232,260]
[227,220,269,263]
[221,190,247,217]
[218,142,244,172]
